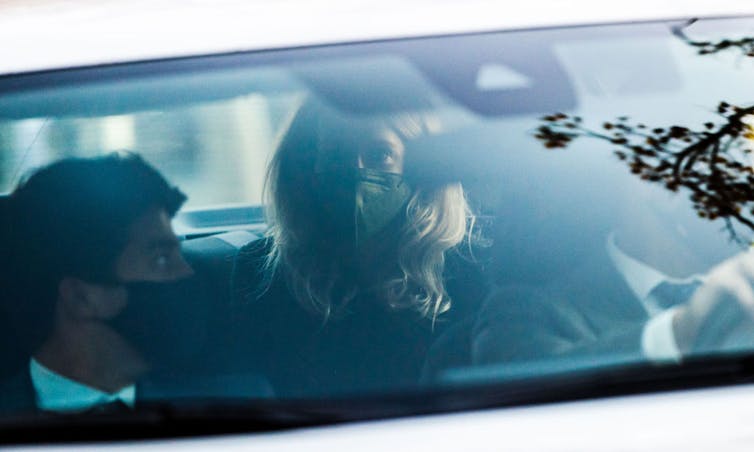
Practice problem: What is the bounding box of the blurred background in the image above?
[0,91,301,208]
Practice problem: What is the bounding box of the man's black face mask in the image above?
[108,279,208,372]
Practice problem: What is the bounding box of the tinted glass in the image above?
[3,17,754,419]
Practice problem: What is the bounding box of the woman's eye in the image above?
[362,147,394,167]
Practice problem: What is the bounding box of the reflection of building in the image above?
[0,93,295,208]
[174,94,274,208]
[0,119,53,192]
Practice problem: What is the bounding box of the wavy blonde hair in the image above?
[264,99,472,321]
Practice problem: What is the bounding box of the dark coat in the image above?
[217,238,489,397]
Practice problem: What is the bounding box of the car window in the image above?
[0,84,302,209]
[5,15,754,437]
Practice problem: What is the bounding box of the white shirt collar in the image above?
[29,358,136,413]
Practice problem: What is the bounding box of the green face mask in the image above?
[355,169,412,244]
[316,168,412,247]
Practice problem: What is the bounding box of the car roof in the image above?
[2,0,754,76]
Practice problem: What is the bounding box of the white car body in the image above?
[8,384,754,451]
[1,0,754,75]
[5,1,754,450]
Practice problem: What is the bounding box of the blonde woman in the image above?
[226,99,488,397]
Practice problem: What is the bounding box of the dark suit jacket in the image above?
[422,243,652,381]
[0,370,36,417]
[471,245,651,366]
[0,369,176,417]
[0,367,273,417]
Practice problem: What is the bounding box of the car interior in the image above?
[3,16,754,407]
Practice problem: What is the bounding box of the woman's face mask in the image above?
[315,168,412,248]
[314,124,412,248]
[356,169,412,242]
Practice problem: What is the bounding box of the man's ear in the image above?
[58,277,96,319]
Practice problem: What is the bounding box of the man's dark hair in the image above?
[4,153,186,353]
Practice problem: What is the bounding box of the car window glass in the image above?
[4,17,754,419]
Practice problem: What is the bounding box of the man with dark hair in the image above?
[1,153,193,414]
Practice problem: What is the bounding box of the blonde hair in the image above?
[264,100,472,320]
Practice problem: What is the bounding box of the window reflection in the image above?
[0,93,300,209]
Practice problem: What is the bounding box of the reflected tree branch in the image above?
[672,18,754,57]
[534,23,754,244]
[535,103,754,244]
